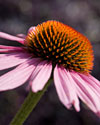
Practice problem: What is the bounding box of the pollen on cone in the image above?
[25,20,94,74]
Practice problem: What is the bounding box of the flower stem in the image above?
[10,79,52,125]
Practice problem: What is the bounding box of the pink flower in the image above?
[0,20,100,117]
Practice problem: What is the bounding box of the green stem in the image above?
[10,79,52,125]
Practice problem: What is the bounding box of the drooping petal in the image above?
[0,58,40,91]
[70,71,100,114]
[54,65,80,111]
[0,45,23,50]
[0,52,31,70]
[31,61,52,92]
[0,49,17,53]
[78,73,100,97]
[0,32,25,44]
[88,74,100,88]
[0,45,24,53]
[64,71,80,111]
[0,49,23,53]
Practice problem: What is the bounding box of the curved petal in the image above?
[0,45,23,50]
[54,65,80,111]
[70,71,100,114]
[0,49,23,53]
[28,26,36,33]
[0,49,18,53]
[31,61,52,92]
[0,45,24,53]
[79,73,100,97]
[0,32,25,44]
[88,74,100,88]
[0,52,31,70]
[0,58,39,91]
[16,34,26,39]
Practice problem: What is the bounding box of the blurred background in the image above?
[0,0,100,124]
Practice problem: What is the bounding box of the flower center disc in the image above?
[25,21,93,73]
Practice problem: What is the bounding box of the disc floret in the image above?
[25,21,93,73]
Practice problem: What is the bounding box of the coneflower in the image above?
[0,20,100,117]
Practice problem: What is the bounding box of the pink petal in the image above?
[0,45,23,50]
[0,49,15,53]
[0,58,39,91]
[54,65,80,111]
[78,73,100,97]
[28,26,36,33]
[31,61,52,92]
[65,71,80,111]
[70,71,100,114]
[0,45,24,53]
[30,60,48,82]
[0,52,31,70]
[0,32,25,44]
[0,49,23,53]
[88,74,100,88]
[16,34,26,39]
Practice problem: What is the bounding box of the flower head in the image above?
[25,21,93,73]
[0,20,100,116]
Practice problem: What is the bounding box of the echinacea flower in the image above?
[0,20,100,117]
